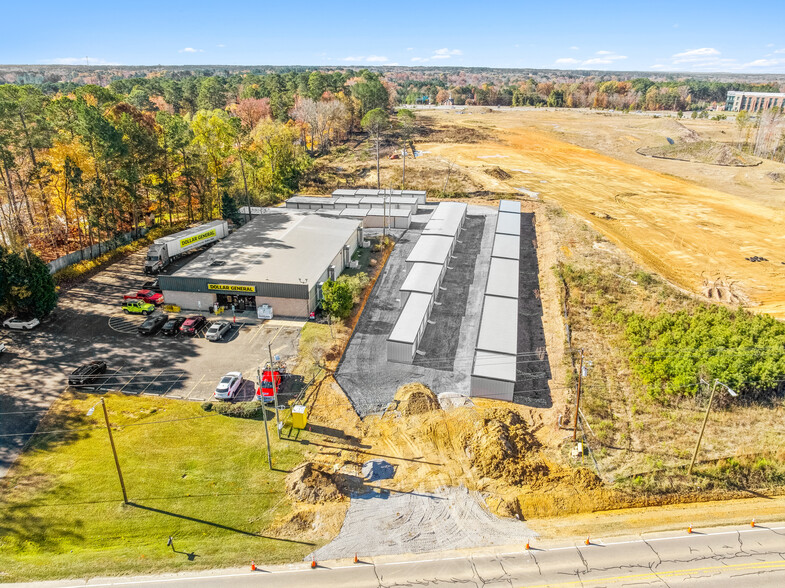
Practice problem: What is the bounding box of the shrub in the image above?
[201,401,214,412]
[212,401,263,419]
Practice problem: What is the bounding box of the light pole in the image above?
[572,349,585,442]
[688,379,737,475]
[257,367,273,469]
[87,398,128,503]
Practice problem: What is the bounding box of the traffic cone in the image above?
[311,558,317,569]
[354,553,359,563]
[751,519,756,528]
[687,525,693,534]
[525,541,531,550]
[585,536,590,545]
[250,561,256,571]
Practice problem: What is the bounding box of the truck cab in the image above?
[144,244,169,275]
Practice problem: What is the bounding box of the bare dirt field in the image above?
[411,109,785,319]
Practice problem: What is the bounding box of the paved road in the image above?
[12,523,785,587]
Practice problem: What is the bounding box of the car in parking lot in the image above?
[0,342,6,354]
[214,371,243,400]
[205,320,232,341]
[138,314,169,335]
[141,279,162,294]
[180,315,206,336]
[3,316,41,330]
[68,360,108,388]
[122,300,155,315]
[161,316,186,336]
[124,289,164,306]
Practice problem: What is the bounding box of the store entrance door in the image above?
[216,294,257,312]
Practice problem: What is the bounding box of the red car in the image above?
[123,289,164,306]
[254,366,283,403]
[179,315,207,336]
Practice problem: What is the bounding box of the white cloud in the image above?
[48,57,120,65]
[434,48,462,56]
[673,23,679,28]
[387,62,400,66]
[406,47,413,51]
[342,56,364,61]
[671,47,720,63]
[650,64,668,69]
[179,47,204,53]
[432,54,451,60]
[217,44,225,48]
[555,57,579,64]
[774,48,785,54]
[569,46,579,50]
[743,58,785,67]
[596,50,613,55]
[411,56,428,62]
[365,55,388,62]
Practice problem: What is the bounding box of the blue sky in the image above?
[3,0,785,73]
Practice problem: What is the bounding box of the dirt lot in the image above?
[311,108,785,318]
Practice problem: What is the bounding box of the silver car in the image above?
[3,316,40,330]
[205,320,232,341]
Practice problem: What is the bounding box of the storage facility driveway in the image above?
[336,205,497,416]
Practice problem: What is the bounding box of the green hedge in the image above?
[202,401,264,419]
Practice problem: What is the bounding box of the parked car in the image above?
[141,279,162,294]
[161,316,186,336]
[121,300,155,315]
[214,371,243,400]
[138,314,169,336]
[180,315,207,336]
[0,342,6,354]
[3,316,40,330]
[123,290,164,306]
[68,360,107,388]
[205,320,232,341]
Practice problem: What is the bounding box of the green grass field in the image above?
[0,392,314,582]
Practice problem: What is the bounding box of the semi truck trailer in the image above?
[144,220,229,274]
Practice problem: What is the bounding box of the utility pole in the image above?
[572,349,584,442]
[258,367,273,469]
[688,379,737,475]
[402,142,406,190]
[100,398,128,504]
[268,343,281,439]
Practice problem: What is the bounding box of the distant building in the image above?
[725,91,785,112]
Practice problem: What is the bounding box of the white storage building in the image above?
[495,211,521,236]
[399,262,444,306]
[491,233,520,260]
[386,292,434,363]
[405,235,454,273]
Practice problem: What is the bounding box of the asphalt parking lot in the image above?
[0,249,303,477]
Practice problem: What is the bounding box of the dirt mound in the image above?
[639,141,760,167]
[285,462,342,503]
[464,408,548,486]
[484,166,512,180]
[655,119,701,143]
[394,383,441,416]
[767,172,784,183]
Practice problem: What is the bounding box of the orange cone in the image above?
[525,541,530,550]
[250,561,256,571]
[585,536,590,545]
[751,519,756,528]
[354,553,359,563]
[311,558,317,569]
[688,525,693,534]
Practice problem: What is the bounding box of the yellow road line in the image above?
[521,560,785,588]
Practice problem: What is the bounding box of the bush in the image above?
[212,401,263,419]
[201,401,214,412]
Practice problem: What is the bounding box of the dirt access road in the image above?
[417,108,785,318]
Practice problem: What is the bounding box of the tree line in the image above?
[0,71,391,260]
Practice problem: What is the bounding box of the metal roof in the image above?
[498,200,522,214]
[170,209,360,287]
[332,189,358,196]
[287,196,338,205]
[338,208,411,218]
[496,212,521,236]
[491,233,520,259]
[472,350,517,382]
[356,188,380,196]
[430,201,467,221]
[406,235,454,266]
[424,202,465,238]
[388,292,432,344]
[400,262,442,294]
[476,295,518,355]
[485,257,519,299]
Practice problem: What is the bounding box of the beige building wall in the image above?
[162,290,215,311]
[256,296,309,318]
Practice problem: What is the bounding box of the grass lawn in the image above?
[0,392,315,582]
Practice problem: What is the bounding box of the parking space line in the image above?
[185,374,205,400]
[119,369,143,393]
[163,371,185,396]
[141,369,164,394]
